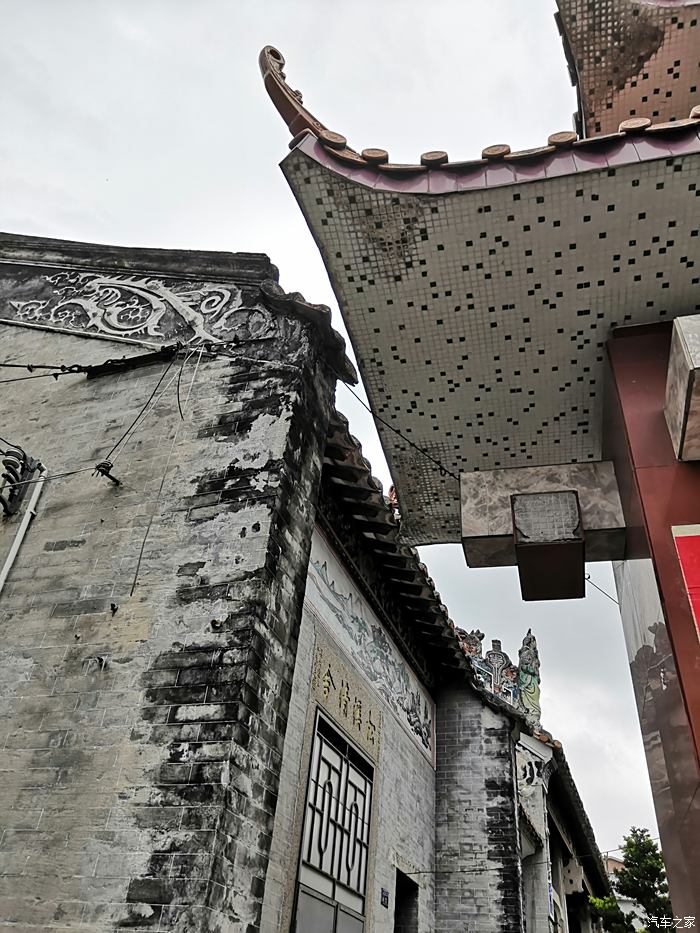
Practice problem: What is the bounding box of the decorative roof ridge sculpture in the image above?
[456,626,547,735]
[260,45,700,184]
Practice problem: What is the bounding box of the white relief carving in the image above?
[8,271,266,343]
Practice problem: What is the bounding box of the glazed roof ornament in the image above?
[518,629,542,730]
[260,45,700,176]
[259,46,347,148]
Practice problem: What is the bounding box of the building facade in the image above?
[0,233,606,931]
[260,0,700,911]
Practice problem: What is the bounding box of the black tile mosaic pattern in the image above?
[284,149,700,544]
[557,0,700,136]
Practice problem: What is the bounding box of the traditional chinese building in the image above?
[0,232,606,931]
[260,0,700,913]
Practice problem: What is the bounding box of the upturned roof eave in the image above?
[262,45,700,196]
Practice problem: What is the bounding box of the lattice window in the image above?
[295,714,373,931]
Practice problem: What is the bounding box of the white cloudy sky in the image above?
[0,0,657,853]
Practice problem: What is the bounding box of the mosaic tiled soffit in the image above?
[261,46,700,546]
[555,0,700,137]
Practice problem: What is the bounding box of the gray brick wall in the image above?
[435,685,524,933]
[0,254,337,931]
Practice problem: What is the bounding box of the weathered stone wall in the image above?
[434,684,523,933]
[516,737,554,933]
[260,528,436,933]
[0,249,338,930]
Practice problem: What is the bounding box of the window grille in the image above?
[295,714,373,932]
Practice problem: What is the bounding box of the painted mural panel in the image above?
[305,529,435,763]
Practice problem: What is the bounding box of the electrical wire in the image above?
[183,345,204,408]
[103,338,205,460]
[129,350,202,595]
[340,381,461,483]
[175,349,195,420]
[401,833,663,876]
[0,370,83,385]
[0,346,663,872]
[599,834,661,857]
[585,573,619,605]
[175,343,461,487]
[0,362,81,371]
[110,365,185,464]
[0,467,97,489]
[303,773,645,872]
[0,345,198,489]
[103,356,178,461]
[129,425,182,597]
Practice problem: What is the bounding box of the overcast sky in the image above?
[0,0,658,854]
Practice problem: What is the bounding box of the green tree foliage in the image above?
[615,827,672,921]
[589,895,636,933]
[589,827,671,932]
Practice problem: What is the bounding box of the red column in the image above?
[605,324,700,915]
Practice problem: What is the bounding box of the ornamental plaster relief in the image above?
[0,263,274,345]
[305,529,435,763]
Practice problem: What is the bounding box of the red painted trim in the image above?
[673,533,700,636]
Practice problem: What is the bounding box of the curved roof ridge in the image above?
[259,280,357,384]
[261,46,700,178]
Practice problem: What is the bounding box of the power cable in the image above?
[0,347,662,874]
[0,467,97,488]
[0,362,82,371]
[401,833,662,877]
[103,356,178,462]
[183,345,204,409]
[175,344,459,491]
[0,345,197,489]
[129,350,202,595]
[340,381,461,483]
[129,426,182,597]
[110,364,185,464]
[175,349,195,421]
[585,573,619,606]
[0,370,84,385]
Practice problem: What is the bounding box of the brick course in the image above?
[435,685,524,933]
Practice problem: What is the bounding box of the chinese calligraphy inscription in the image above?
[311,639,382,762]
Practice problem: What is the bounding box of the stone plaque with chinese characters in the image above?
[311,638,383,762]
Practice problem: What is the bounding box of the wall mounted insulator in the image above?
[0,447,38,517]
